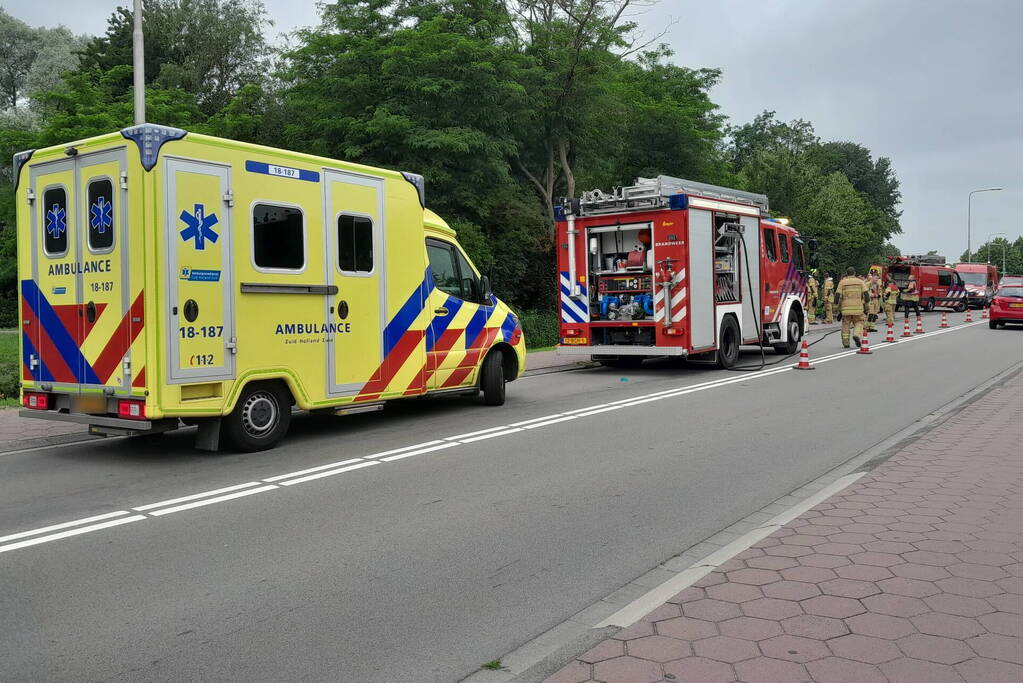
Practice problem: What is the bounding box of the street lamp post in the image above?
[967,187,1003,263]
[989,232,1007,274]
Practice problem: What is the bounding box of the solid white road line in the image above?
[0,320,984,554]
[595,472,867,628]
[0,510,131,544]
[0,515,147,554]
[277,461,380,486]
[263,458,365,483]
[133,482,266,511]
[149,484,280,516]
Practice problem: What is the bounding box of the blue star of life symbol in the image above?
[45,204,67,239]
[179,203,219,250]
[89,196,113,234]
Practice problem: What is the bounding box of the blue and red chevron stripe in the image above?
[20,279,144,386]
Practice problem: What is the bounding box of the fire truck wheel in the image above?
[480,352,506,406]
[773,310,802,355]
[716,316,741,369]
[955,300,967,312]
[223,382,292,452]
[923,298,935,312]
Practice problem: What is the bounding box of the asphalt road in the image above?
[1,313,1021,682]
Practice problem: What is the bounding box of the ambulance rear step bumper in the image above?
[557,345,687,357]
[19,410,179,436]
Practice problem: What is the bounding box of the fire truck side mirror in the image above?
[807,239,820,269]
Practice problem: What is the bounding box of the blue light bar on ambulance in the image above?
[668,193,688,210]
[120,123,187,171]
[12,148,34,190]
[401,172,426,208]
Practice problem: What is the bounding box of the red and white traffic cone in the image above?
[885,321,896,343]
[981,306,989,319]
[858,329,873,354]
[940,312,948,328]
[793,339,815,370]
[902,318,913,337]
[965,308,973,323]
[916,315,924,334]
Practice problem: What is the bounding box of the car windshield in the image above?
[958,272,987,285]
[997,287,1023,298]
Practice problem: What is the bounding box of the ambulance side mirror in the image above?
[481,275,493,302]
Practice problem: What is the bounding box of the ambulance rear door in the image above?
[163,158,236,383]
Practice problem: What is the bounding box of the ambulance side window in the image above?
[426,240,461,297]
[43,186,68,257]
[454,248,484,303]
[763,228,777,261]
[87,178,115,252]
[778,233,790,263]
[337,214,373,273]
[253,203,305,271]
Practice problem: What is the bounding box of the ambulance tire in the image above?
[716,316,741,369]
[223,382,292,452]
[480,352,506,406]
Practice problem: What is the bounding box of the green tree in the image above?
[78,0,272,115]
[0,8,41,108]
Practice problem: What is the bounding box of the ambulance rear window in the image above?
[43,186,68,257]
[338,214,373,273]
[253,203,304,271]
[87,179,115,252]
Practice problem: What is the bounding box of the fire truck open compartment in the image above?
[587,222,655,323]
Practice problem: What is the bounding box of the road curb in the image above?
[463,356,1023,683]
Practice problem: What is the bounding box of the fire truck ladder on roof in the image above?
[573,175,770,217]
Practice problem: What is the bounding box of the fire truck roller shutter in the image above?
[688,209,716,349]
[739,215,761,341]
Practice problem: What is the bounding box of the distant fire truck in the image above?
[555,176,814,368]
[887,255,968,312]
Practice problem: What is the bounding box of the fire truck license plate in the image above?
[562,338,588,345]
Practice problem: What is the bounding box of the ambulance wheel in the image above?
[717,316,741,369]
[223,382,291,451]
[774,310,802,355]
[480,352,506,406]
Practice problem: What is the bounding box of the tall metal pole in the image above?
[968,187,1003,263]
[133,0,145,125]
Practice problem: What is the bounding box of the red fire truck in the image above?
[888,255,968,312]
[555,176,813,368]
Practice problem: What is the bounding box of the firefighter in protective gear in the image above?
[902,274,921,318]
[883,276,899,322]
[806,271,820,324]
[865,272,881,331]
[823,273,835,323]
[836,267,868,348]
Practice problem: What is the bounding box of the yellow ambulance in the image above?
[15,124,525,451]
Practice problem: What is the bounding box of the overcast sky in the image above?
[6,0,1021,262]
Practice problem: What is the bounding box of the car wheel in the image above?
[990,319,998,329]
[717,316,741,368]
[773,308,802,355]
[480,351,506,406]
[222,382,291,452]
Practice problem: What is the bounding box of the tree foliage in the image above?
[0,0,912,320]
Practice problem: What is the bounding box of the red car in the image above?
[989,284,1023,328]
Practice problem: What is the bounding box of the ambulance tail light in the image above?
[563,328,583,337]
[22,392,50,410]
[118,399,147,420]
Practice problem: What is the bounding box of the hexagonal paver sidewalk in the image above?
[543,372,1023,682]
